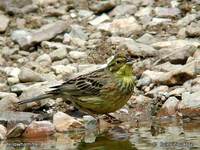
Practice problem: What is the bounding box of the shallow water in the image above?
[0,119,199,150]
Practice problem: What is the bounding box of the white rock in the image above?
[36,54,52,66]
[176,14,197,27]
[135,6,153,17]
[2,67,21,78]
[98,17,142,36]
[0,125,7,140]
[0,92,16,99]
[162,97,179,115]
[69,51,87,59]
[50,48,67,61]
[51,64,77,75]
[63,33,71,44]
[0,95,19,112]
[89,13,110,26]
[7,77,20,85]
[78,10,93,18]
[18,67,43,82]
[154,7,180,17]
[11,30,32,48]
[149,18,172,26]
[34,0,59,5]
[0,14,10,32]
[152,40,200,49]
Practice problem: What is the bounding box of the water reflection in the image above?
[0,119,199,150]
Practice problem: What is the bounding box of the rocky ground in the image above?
[0,0,200,141]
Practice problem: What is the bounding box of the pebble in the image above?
[51,64,77,75]
[35,53,52,67]
[0,95,19,112]
[69,51,87,60]
[100,17,142,36]
[0,125,7,140]
[89,0,116,14]
[7,123,26,138]
[18,67,43,82]
[154,7,180,18]
[49,48,67,61]
[53,112,83,132]
[23,121,55,138]
[89,13,110,26]
[0,14,10,32]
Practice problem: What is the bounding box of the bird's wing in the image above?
[49,68,111,96]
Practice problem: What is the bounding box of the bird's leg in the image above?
[85,112,101,133]
[105,114,122,124]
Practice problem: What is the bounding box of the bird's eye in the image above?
[116,60,121,64]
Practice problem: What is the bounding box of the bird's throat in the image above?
[115,64,135,93]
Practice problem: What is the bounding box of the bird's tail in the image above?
[17,93,52,105]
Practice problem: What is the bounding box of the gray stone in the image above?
[10,83,28,93]
[0,95,19,112]
[89,0,116,14]
[70,24,88,40]
[141,61,196,85]
[11,30,32,48]
[35,54,52,67]
[156,45,197,64]
[149,18,172,26]
[186,21,200,37]
[41,41,72,50]
[162,97,179,115]
[152,39,200,49]
[46,7,66,17]
[137,76,152,87]
[78,10,93,18]
[89,13,110,26]
[176,14,197,27]
[0,67,21,78]
[1,47,18,56]
[0,92,16,99]
[109,4,137,17]
[98,17,142,36]
[154,62,183,72]
[53,112,83,132]
[181,92,200,108]
[69,51,87,60]
[51,64,77,75]
[110,36,157,57]
[0,124,7,140]
[12,20,71,48]
[18,67,43,82]
[136,33,158,44]
[7,123,26,138]
[0,0,36,14]
[135,6,153,17]
[49,48,67,61]
[146,86,169,98]
[34,0,59,6]
[0,14,10,32]
[169,87,186,97]
[52,58,69,66]
[154,7,180,18]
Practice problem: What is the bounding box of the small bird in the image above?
[18,50,135,118]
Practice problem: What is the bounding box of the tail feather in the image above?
[17,93,52,105]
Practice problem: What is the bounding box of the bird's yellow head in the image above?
[107,50,134,76]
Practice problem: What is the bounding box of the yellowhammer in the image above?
[18,50,135,118]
